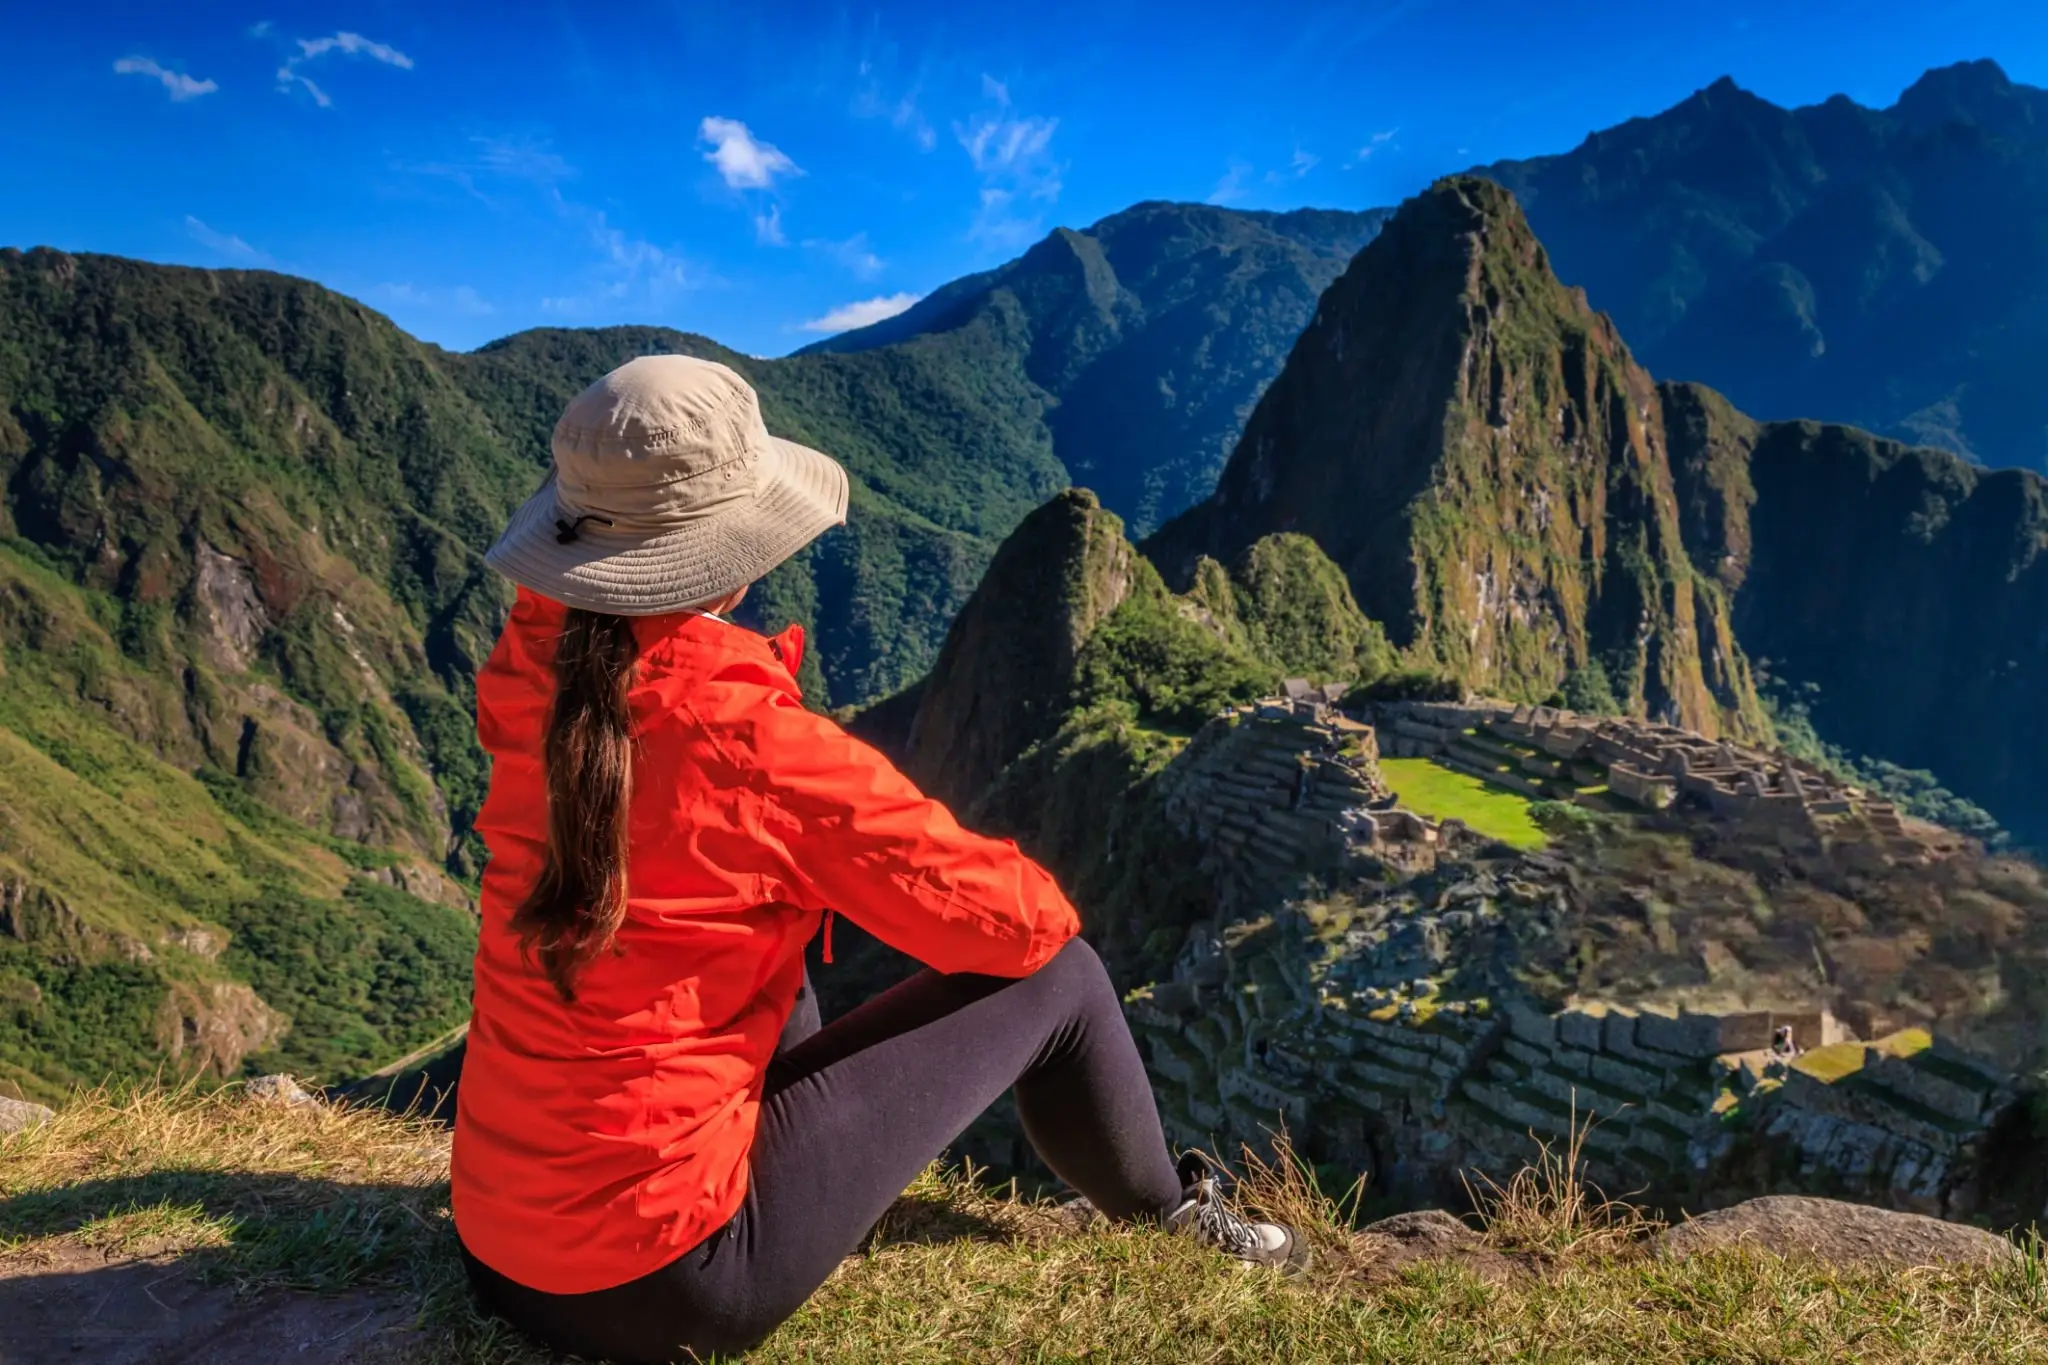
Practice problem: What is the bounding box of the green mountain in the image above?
[0,249,511,1100]
[1661,383,2048,844]
[887,485,2048,1205]
[13,64,2048,1100]
[1480,59,2048,472]
[804,201,1388,535]
[0,249,1065,1098]
[0,193,1391,1097]
[1152,176,2048,845]
[879,489,1387,987]
[1149,177,1765,739]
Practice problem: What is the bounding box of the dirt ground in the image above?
[0,1241,421,1365]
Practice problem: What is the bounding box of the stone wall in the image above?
[1162,696,1475,911]
[1116,688,2016,1224]
[1125,890,2024,1222]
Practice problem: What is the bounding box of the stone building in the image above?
[1162,686,1486,913]
[1121,686,2012,1224]
[1126,895,2024,1224]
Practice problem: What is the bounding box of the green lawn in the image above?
[1380,757,1547,849]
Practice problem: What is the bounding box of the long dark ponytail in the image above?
[511,608,639,1001]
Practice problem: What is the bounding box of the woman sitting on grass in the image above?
[454,355,1304,1364]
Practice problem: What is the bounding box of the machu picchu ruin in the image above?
[1126,880,2031,1226]
[1380,700,1962,862]
[1119,681,2045,1226]
[1162,687,1968,922]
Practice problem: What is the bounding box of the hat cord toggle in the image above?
[554,514,616,545]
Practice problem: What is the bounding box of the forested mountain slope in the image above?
[804,201,1389,534]
[1481,59,2048,472]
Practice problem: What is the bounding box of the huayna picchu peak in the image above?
[1149,176,1765,740]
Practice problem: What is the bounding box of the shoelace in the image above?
[1190,1180,1262,1257]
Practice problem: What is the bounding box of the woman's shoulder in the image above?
[634,627,816,756]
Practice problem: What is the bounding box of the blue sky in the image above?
[3,0,2042,356]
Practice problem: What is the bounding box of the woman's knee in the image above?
[1039,934,1110,991]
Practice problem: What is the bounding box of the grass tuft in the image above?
[1463,1104,1659,1257]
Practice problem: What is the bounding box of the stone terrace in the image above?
[1126,894,2024,1223]
[1162,687,1486,914]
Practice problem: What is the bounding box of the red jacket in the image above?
[452,590,1079,1294]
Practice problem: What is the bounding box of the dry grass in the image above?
[1463,1103,1659,1257]
[4,1083,2048,1362]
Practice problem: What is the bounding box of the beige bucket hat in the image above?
[485,354,849,615]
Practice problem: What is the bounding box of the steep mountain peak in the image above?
[1149,175,1762,735]
[900,488,1139,807]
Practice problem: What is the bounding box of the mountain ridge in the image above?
[7,55,2048,1101]
[1478,58,2048,473]
[801,198,1391,535]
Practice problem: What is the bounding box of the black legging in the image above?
[460,938,1183,1363]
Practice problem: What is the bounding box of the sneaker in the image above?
[1165,1152,1311,1272]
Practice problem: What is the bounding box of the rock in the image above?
[1356,1208,1514,1283]
[161,983,290,1078]
[244,1074,317,1107]
[0,1242,418,1363]
[1362,1209,1483,1254]
[161,925,227,959]
[1659,1195,2013,1267]
[360,862,473,912]
[193,542,272,672]
[0,1096,55,1134]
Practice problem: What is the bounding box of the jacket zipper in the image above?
[820,908,835,965]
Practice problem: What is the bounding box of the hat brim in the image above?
[484,436,850,615]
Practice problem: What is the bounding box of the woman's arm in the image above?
[697,688,1081,977]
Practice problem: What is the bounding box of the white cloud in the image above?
[1265,148,1321,186]
[296,32,413,67]
[851,58,936,150]
[800,292,922,334]
[1207,161,1252,205]
[969,188,1044,249]
[755,204,787,246]
[699,116,801,190]
[114,57,217,101]
[954,81,1064,248]
[541,199,700,314]
[184,215,270,264]
[804,233,883,279]
[956,113,1059,185]
[591,211,685,279]
[407,135,573,206]
[474,135,573,186]
[1347,128,1399,166]
[275,30,413,106]
[368,282,493,316]
[279,70,331,106]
